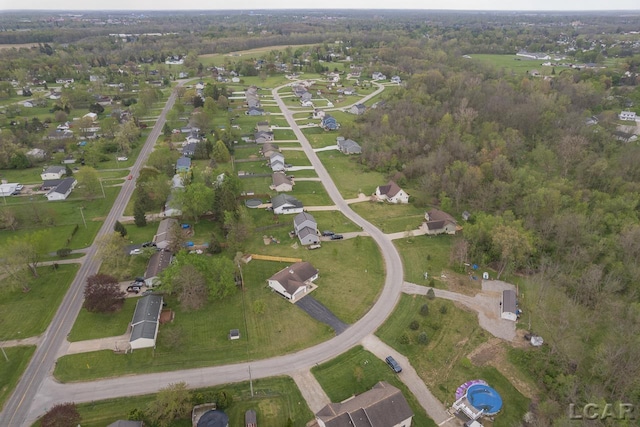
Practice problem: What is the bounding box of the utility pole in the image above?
[99,179,105,198]
[79,207,87,228]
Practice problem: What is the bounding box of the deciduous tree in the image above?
[174,264,209,310]
[84,274,126,313]
[146,382,191,427]
[41,403,81,427]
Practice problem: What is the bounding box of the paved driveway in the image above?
[295,296,349,335]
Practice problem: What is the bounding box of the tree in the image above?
[114,220,127,237]
[174,264,209,310]
[146,382,192,427]
[492,223,534,279]
[0,208,19,231]
[0,230,51,287]
[426,288,436,300]
[9,152,30,169]
[75,167,101,200]
[160,252,236,300]
[41,403,80,427]
[96,232,129,278]
[211,140,230,163]
[420,303,429,316]
[134,199,147,227]
[172,183,214,223]
[84,274,126,313]
[215,390,233,410]
[147,147,180,176]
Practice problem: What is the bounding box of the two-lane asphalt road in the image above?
[0,82,186,427]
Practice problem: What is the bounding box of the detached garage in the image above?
[129,294,163,350]
[501,290,517,321]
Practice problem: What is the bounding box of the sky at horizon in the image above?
[2,0,640,12]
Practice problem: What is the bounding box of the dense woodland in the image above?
[1,10,640,426]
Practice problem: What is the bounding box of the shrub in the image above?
[440,304,448,314]
[420,303,429,316]
[41,403,80,427]
[418,332,429,345]
[399,331,411,345]
[57,248,72,257]
[427,287,436,299]
[409,320,420,330]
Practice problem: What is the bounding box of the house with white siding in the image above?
[267,262,318,301]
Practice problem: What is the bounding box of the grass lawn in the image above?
[311,346,436,427]
[68,298,137,342]
[350,202,425,234]
[315,151,385,198]
[245,208,360,237]
[281,150,311,166]
[290,181,332,206]
[394,235,455,286]
[233,146,262,161]
[0,168,44,185]
[376,294,530,427]
[273,129,297,140]
[0,264,79,340]
[0,346,36,411]
[121,221,159,245]
[302,127,339,149]
[468,54,555,76]
[71,376,313,427]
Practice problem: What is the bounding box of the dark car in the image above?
[330,234,344,240]
[322,231,335,236]
[126,285,141,294]
[385,356,402,373]
[133,277,145,284]
[141,242,156,248]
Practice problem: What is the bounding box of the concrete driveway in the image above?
[295,296,349,335]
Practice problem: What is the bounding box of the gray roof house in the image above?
[271,172,294,192]
[144,249,173,288]
[349,103,366,115]
[315,381,413,427]
[246,106,265,116]
[269,152,286,172]
[41,165,66,180]
[423,209,458,235]
[182,142,199,157]
[129,294,163,350]
[153,218,178,249]
[294,212,319,246]
[176,156,191,172]
[337,137,362,155]
[375,180,409,204]
[46,177,77,201]
[267,261,318,301]
[261,142,280,158]
[271,194,303,215]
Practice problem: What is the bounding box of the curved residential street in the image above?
[0,82,186,427]
[2,81,460,427]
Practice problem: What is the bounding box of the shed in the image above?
[129,294,163,350]
[245,409,257,427]
[501,290,517,321]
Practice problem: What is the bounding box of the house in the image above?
[62,155,76,164]
[23,101,33,108]
[271,194,303,215]
[267,261,318,301]
[0,183,20,197]
[315,381,413,427]
[46,177,76,201]
[41,165,66,180]
[27,148,46,160]
[300,91,313,103]
[501,290,518,321]
[254,131,274,143]
[261,142,280,158]
[293,212,319,246]
[256,121,270,132]
[313,109,326,119]
[349,103,366,115]
[144,249,173,288]
[372,72,387,81]
[269,152,286,172]
[153,218,178,249]
[83,112,98,122]
[271,172,294,192]
[176,156,191,173]
[44,129,73,141]
[337,137,362,154]
[301,100,314,107]
[182,142,199,157]
[164,192,182,217]
[391,75,401,84]
[41,179,64,191]
[129,294,163,350]
[375,181,409,204]
[321,115,340,131]
[424,209,458,235]
[246,107,265,116]
[619,111,637,121]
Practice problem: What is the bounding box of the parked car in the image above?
[133,277,145,284]
[117,156,128,161]
[126,285,141,294]
[322,231,335,236]
[129,248,142,255]
[330,234,344,240]
[127,174,133,180]
[141,242,156,248]
[308,244,321,250]
[141,289,154,296]
[385,356,402,373]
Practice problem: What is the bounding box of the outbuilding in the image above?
[501,290,518,321]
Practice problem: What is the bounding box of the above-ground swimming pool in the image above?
[466,384,503,415]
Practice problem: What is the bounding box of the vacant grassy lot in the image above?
[303,127,339,149]
[394,235,455,286]
[351,202,425,234]
[70,376,312,427]
[68,298,137,342]
[468,54,554,76]
[0,346,35,411]
[290,181,332,206]
[273,129,297,140]
[315,151,386,198]
[0,264,79,340]
[312,346,436,427]
[245,208,360,239]
[376,294,529,427]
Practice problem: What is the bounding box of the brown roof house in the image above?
[374,181,409,204]
[315,381,413,427]
[271,172,294,192]
[261,142,280,158]
[267,261,318,301]
[423,209,458,235]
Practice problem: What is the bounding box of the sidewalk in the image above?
[0,335,42,348]
[65,333,131,355]
[291,369,330,413]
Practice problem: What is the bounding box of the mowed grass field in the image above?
[315,151,386,198]
[350,202,425,234]
[468,54,555,75]
[394,235,455,286]
[376,294,530,427]
[68,298,137,342]
[0,264,79,340]
[0,346,36,411]
[54,376,312,427]
[312,346,436,427]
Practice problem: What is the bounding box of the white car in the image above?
[117,156,128,161]
[129,248,142,255]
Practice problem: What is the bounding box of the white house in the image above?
[271,172,294,192]
[41,165,66,181]
[619,111,637,121]
[153,218,178,249]
[293,212,319,246]
[337,137,362,154]
[269,152,286,172]
[129,294,163,350]
[271,194,303,215]
[315,381,413,427]
[501,290,518,321]
[375,181,409,204]
[267,261,318,301]
[0,183,19,197]
[46,177,76,201]
[83,112,98,122]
